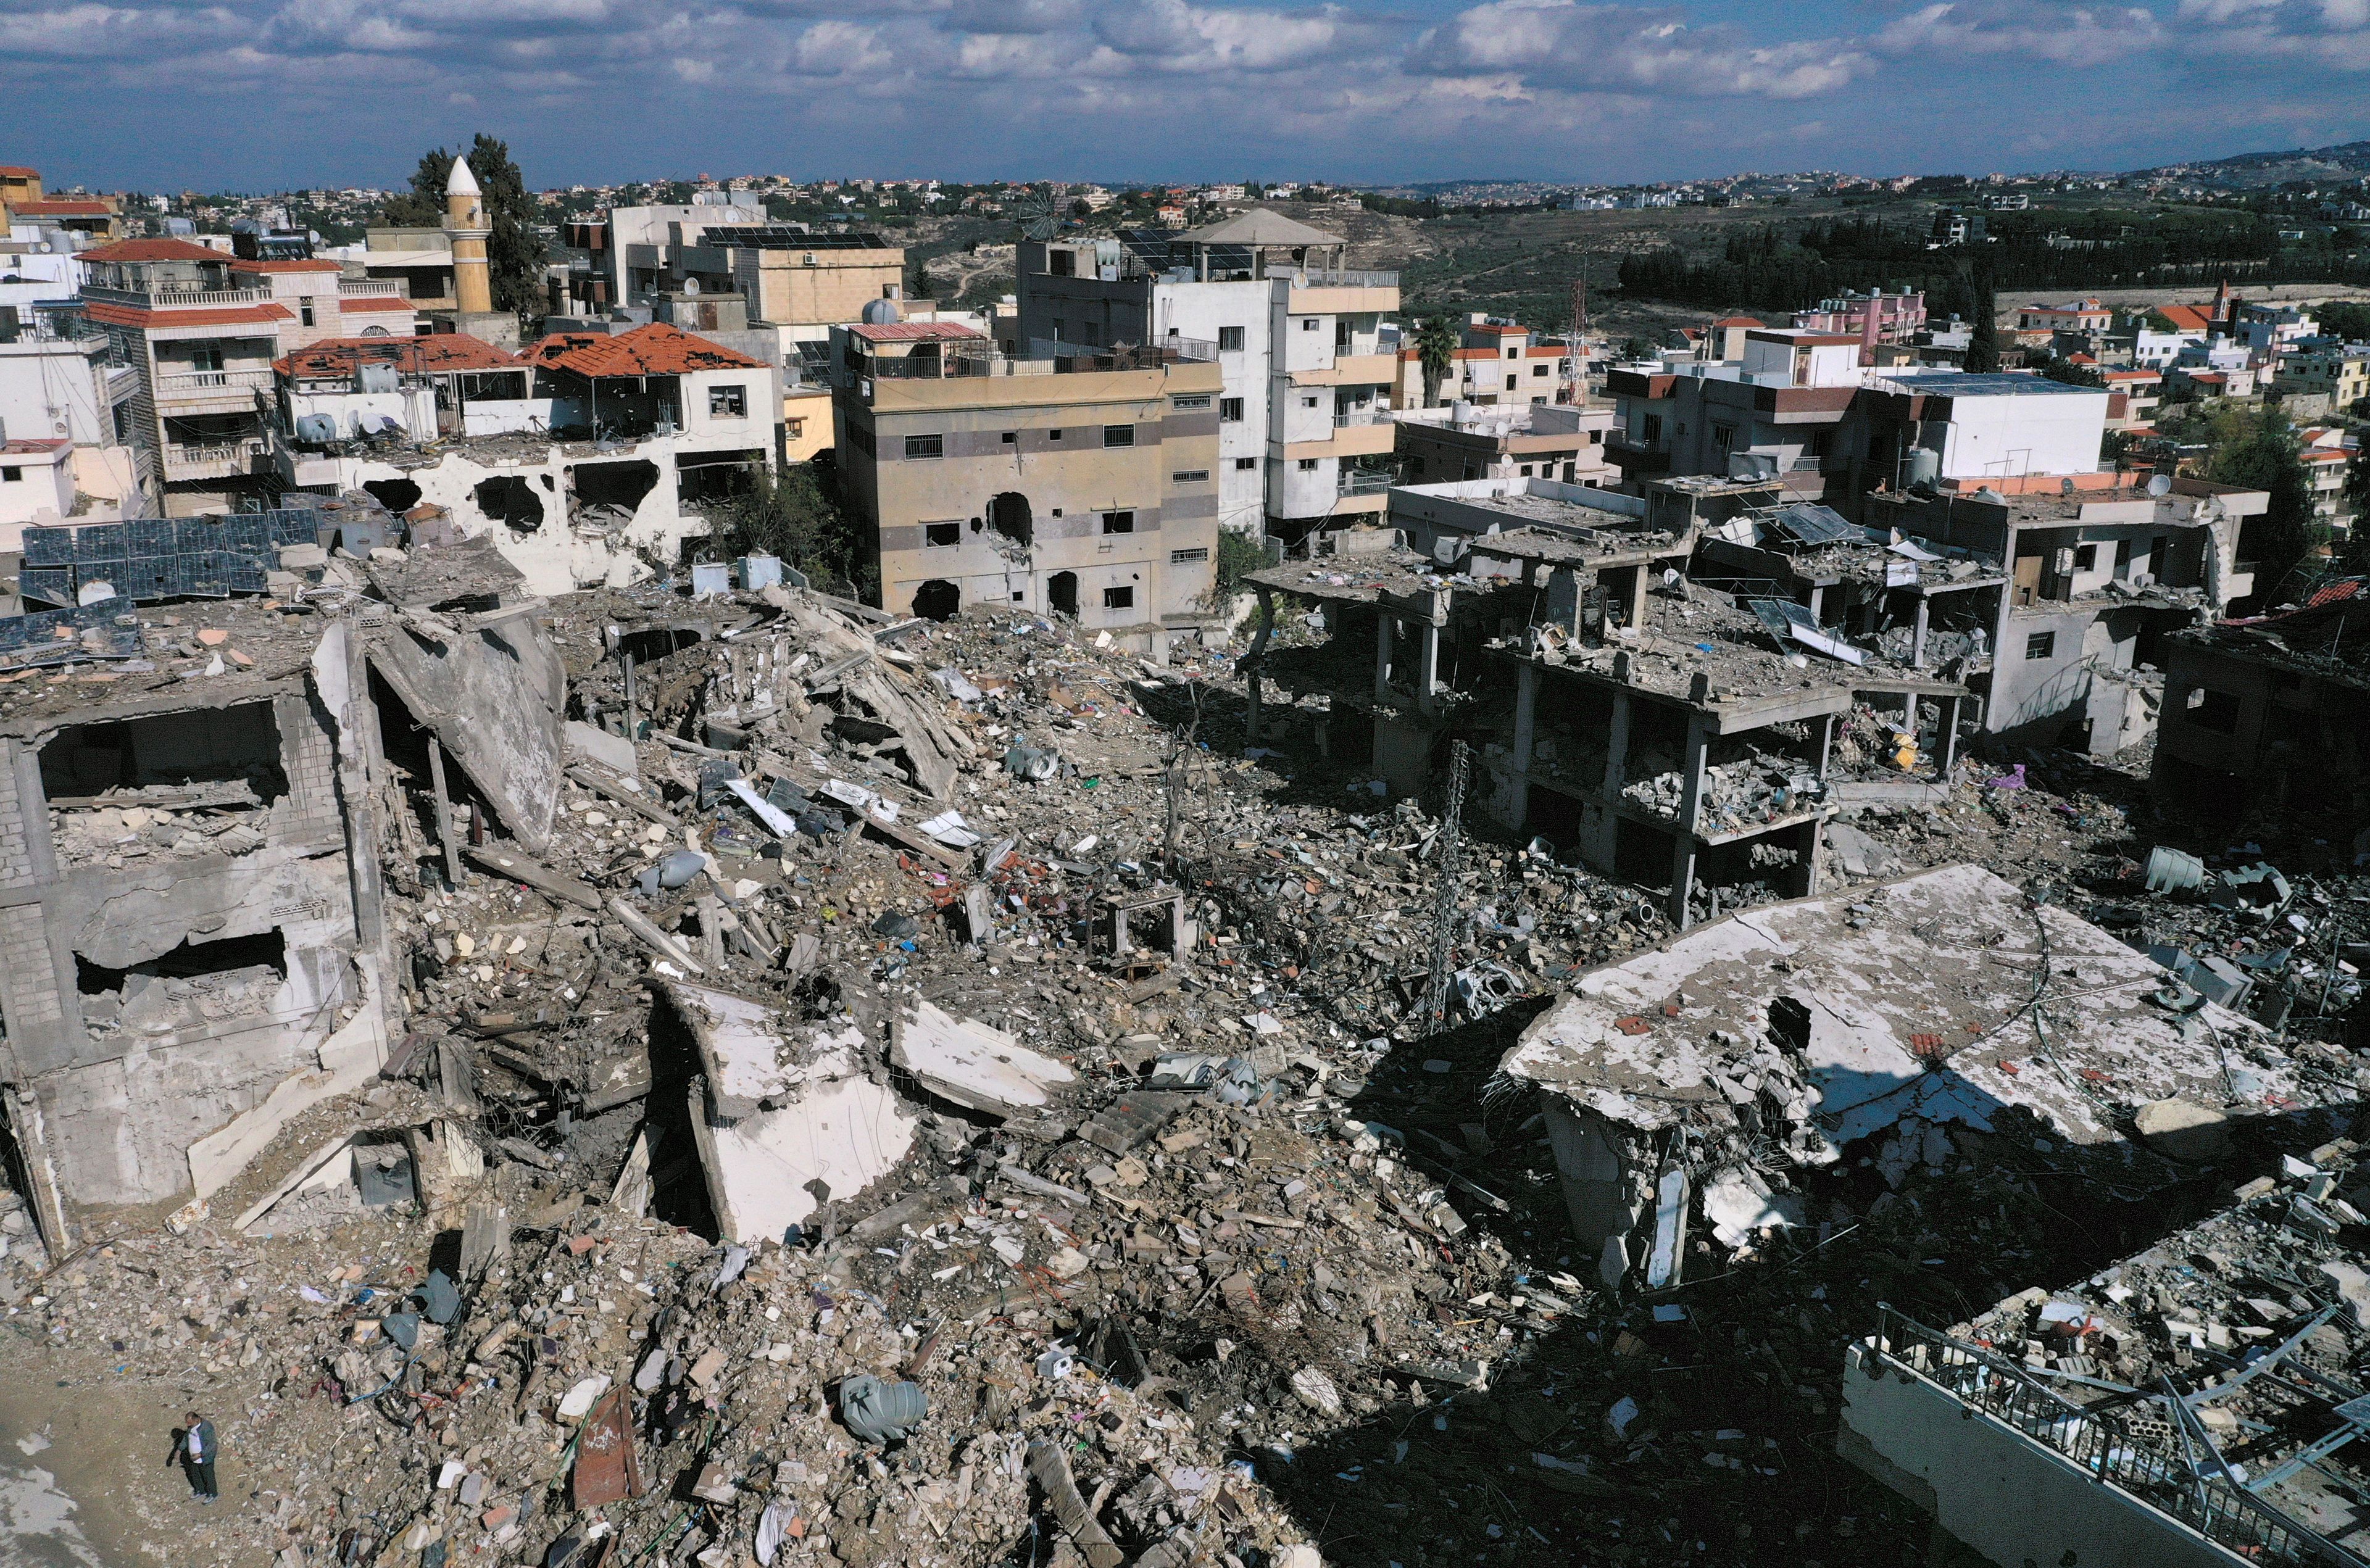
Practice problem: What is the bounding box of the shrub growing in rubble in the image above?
[712,457,878,602]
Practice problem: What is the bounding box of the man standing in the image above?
[183,1411,218,1503]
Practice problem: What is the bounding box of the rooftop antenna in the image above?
[1568,258,1589,404]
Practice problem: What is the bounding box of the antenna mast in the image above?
[1568,259,1589,405]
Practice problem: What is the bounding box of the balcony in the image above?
[83,284,270,310]
[336,280,403,299]
[165,437,268,481]
[1288,267,1399,288]
[1332,406,1385,428]
[157,368,276,397]
[1339,468,1395,496]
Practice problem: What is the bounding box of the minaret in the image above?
[446,156,493,316]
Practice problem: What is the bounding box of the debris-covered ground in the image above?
[1,571,2363,1568]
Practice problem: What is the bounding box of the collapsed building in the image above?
[1844,1141,2370,1566]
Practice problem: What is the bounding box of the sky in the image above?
[8,0,2370,193]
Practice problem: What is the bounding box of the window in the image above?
[1234,457,1258,471]
[1049,429,1064,441]
[1171,394,1212,410]
[1534,364,1549,377]
[1505,347,1518,360]
[787,418,805,439]
[1103,423,1134,448]
[299,301,314,327]
[2184,686,2241,733]
[1711,423,1736,455]
[710,384,748,418]
[2074,544,2097,571]
[924,522,960,547]
[1079,322,1100,347]
[1171,469,1210,484]
[1170,547,1210,563]
[1220,398,1244,423]
[1297,458,1318,471]
[1301,319,1319,332]
[1218,326,1244,352]
[191,343,224,372]
[0,467,20,483]
[1001,431,1016,444]
[1104,585,1135,608]
[1518,465,1534,478]
[2024,631,2056,661]
[1505,375,1517,391]
[847,423,875,457]
[904,433,944,460]
[1302,396,1318,409]
[1642,414,1663,442]
[1102,510,1134,533]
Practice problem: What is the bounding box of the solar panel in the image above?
[1747,596,1866,665]
[128,519,177,558]
[0,617,26,652]
[21,526,72,567]
[73,523,126,562]
[1771,504,1857,548]
[701,227,892,251]
[76,559,127,593]
[175,518,225,555]
[268,509,319,545]
[19,567,72,606]
[114,560,173,600]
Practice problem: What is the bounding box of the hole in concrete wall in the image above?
[988,491,1033,546]
[643,1000,720,1241]
[1522,784,1582,858]
[615,627,705,666]
[76,929,289,992]
[1047,570,1078,618]
[473,475,545,536]
[1766,995,1813,1055]
[362,478,422,515]
[575,460,660,514]
[368,667,492,865]
[676,452,762,508]
[38,702,286,805]
[912,579,960,621]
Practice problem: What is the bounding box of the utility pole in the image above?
[1568,261,1589,405]
[1416,739,1471,1033]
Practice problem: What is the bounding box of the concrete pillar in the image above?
[1416,623,1442,717]
[1626,563,1650,629]
[1806,584,1826,622]
[1374,612,1395,702]
[1816,712,1836,782]
[1245,585,1276,742]
[1507,662,1539,833]
[1911,596,1931,669]
[1939,694,1963,778]
[1669,713,1709,929]
[1602,689,1633,797]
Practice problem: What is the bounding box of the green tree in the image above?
[1963,255,2000,373]
[710,460,871,598]
[908,260,933,302]
[2211,410,2326,600]
[1414,315,1457,407]
[2318,300,2370,342]
[381,134,544,315]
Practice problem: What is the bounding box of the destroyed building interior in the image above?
[0,478,2367,1568]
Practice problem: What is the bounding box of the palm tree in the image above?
[1415,315,1457,407]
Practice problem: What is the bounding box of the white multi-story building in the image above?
[1016,210,1399,541]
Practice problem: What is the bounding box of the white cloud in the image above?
[1412,1,1869,99]
[1875,2,2163,67]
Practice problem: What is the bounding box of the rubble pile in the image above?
[4,542,2369,1568]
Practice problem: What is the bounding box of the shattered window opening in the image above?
[40,705,288,842]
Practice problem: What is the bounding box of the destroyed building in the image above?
[2152,579,2370,841]
[1865,476,2267,756]
[1844,1139,2370,1567]
[1497,864,2335,1291]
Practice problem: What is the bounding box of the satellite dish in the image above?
[2060,476,2077,495]
[1014,189,1066,243]
[1662,567,1681,588]
[2146,473,2172,497]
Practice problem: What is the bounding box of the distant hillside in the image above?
[2126,139,2370,189]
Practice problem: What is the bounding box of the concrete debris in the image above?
[0,537,2364,1568]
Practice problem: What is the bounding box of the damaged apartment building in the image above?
[831,320,1221,648]
[1242,475,1977,926]
[0,516,570,1250]
[273,323,780,596]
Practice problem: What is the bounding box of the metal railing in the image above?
[867,337,1219,380]
[1287,267,1399,288]
[336,279,402,297]
[1339,469,1395,496]
[1868,1306,2360,1567]
[166,437,267,475]
[1332,407,1384,428]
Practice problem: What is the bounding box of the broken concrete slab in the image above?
[367,615,565,852]
[889,1000,1076,1118]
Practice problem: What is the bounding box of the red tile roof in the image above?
[276,334,522,378]
[235,259,342,274]
[0,167,39,178]
[1466,323,1527,336]
[849,321,984,344]
[525,321,766,376]
[10,200,111,217]
[75,237,233,265]
[336,294,415,312]
[1711,316,1765,328]
[82,300,293,330]
[2155,305,2216,333]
